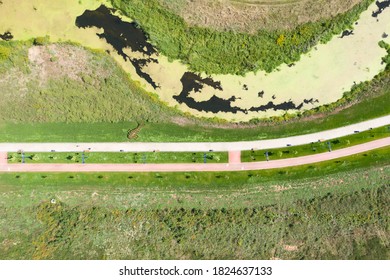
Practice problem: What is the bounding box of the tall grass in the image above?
[0,41,180,124]
[1,182,388,259]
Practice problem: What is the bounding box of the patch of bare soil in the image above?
[283,244,299,251]
[159,0,363,32]
[273,185,291,192]
[27,44,108,86]
[0,43,111,105]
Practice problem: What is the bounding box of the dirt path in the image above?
[1,138,388,173]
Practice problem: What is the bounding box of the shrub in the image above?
[33,36,50,46]
[0,45,11,60]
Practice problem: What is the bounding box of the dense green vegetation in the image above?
[112,0,373,74]
[0,41,29,74]
[4,185,388,259]
[1,148,389,259]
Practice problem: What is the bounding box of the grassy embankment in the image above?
[0,40,178,125]
[0,148,389,259]
[0,29,389,143]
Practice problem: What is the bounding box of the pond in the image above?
[1,0,390,122]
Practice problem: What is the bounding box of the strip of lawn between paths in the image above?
[241,125,390,162]
[7,151,228,164]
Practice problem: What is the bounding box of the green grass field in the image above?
[2,183,389,260]
[1,148,389,259]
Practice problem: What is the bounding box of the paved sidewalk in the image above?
[229,151,241,164]
[1,138,388,173]
[1,115,389,153]
[0,152,7,165]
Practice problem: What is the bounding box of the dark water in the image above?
[372,0,390,17]
[0,31,13,41]
[258,91,264,98]
[303,98,319,104]
[76,5,315,116]
[246,95,316,113]
[248,101,303,112]
[76,5,159,89]
[174,73,309,114]
[173,72,246,114]
[340,30,354,38]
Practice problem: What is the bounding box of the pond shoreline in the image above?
[0,0,389,122]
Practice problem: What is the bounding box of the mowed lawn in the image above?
[0,122,135,143]
[7,151,228,164]
[241,126,390,162]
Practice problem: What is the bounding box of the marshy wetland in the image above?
[0,0,390,122]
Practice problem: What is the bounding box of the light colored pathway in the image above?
[0,115,389,153]
[1,138,388,173]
